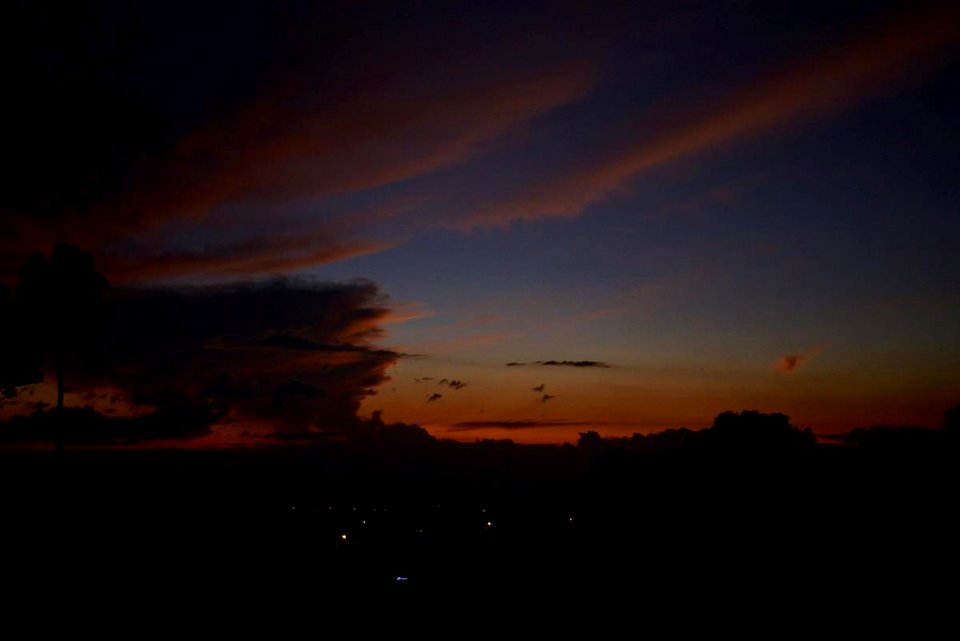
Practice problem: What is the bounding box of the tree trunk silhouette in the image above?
[56,350,65,453]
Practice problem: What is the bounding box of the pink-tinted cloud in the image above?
[102,237,391,285]
[116,61,596,229]
[1,9,596,286]
[460,4,960,227]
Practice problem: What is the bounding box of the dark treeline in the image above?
[1,407,957,613]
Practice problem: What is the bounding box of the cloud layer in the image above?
[0,1,596,285]
[2,2,956,287]
[1,277,400,442]
[459,3,960,227]
[107,279,397,433]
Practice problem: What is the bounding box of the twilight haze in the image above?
[2,0,958,445]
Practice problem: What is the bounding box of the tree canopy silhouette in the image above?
[692,410,815,454]
[15,244,109,411]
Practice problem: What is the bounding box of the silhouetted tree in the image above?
[577,430,604,450]
[692,410,815,454]
[623,427,695,453]
[16,244,109,413]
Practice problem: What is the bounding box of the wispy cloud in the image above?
[102,237,390,285]
[1,2,597,285]
[127,61,596,231]
[460,4,960,227]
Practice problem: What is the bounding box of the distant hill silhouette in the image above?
[577,410,815,458]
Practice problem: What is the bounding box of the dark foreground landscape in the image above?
[3,1,959,628]
[3,411,956,618]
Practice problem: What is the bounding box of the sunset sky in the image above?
[2,1,958,444]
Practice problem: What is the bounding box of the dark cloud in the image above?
[1,2,300,271]
[542,360,609,368]
[507,360,611,368]
[439,379,468,390]
[253,335,397,359]
[0,402,219,445]
[449,420,593,432]
[0,276,399,442]
[413,377,434,383]
[104,278,397,434]
[426,393,443,403]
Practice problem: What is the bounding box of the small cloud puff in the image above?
[771,349,823,375]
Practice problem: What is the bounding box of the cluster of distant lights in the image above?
[286,504,576,543]
[282,503,577,586]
